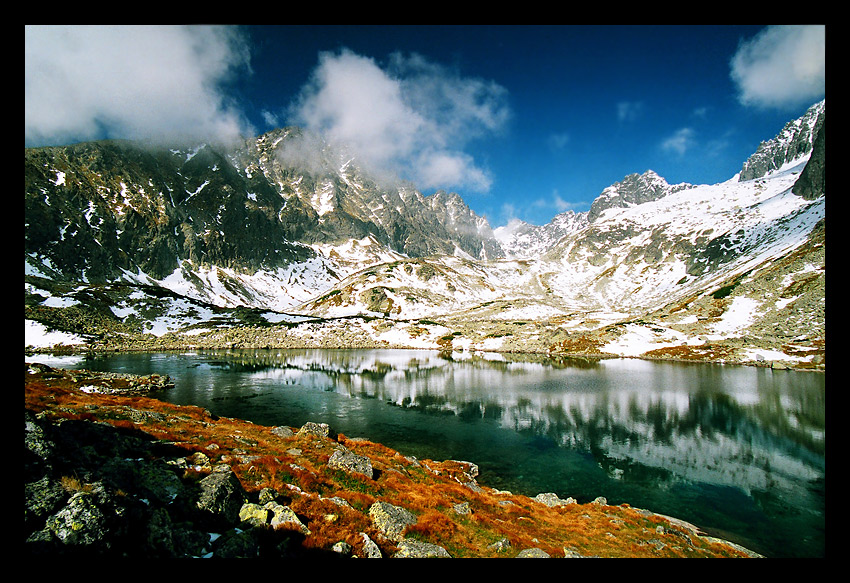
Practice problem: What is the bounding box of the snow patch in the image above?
[601,324,697,357]
[25,319,86,348]
[711,297,761,335]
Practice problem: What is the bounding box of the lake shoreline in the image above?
[25,341,826,373]
[25,347,825,558]
[25,361,767,558]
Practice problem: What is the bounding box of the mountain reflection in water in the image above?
[39,348,825,558]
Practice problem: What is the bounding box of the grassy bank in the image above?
[25,363,759,558]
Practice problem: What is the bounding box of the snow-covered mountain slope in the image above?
[494,211,587,260]
[25,101,825,369]
[587,169,694,222]
[540,159,822,315]
[289,156,822,325]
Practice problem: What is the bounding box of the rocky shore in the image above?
[27,308,824,372]
[25,362,762,558]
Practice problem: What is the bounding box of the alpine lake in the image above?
[30,348,825,558]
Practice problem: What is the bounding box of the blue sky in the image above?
[25,25,826,227]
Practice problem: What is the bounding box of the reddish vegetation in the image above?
[25,364,755,558]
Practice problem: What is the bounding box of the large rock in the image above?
[238,501,310,535]
[267,502,311,535]
[25,476,67,528]
[328,446,374,478]
[534,492,576,507]
[44,490,110,548]
[211,529,259,558]
[297,421,335,439]
[195,469,246,524]
[393,539,451,558]
[517,547,551,558]
[368,501,417,542]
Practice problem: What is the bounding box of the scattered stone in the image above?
[212,528,258,558]
[324,496,354,510]
[188,451,211,471]
[332,541,352,555]
[25,476,66,527]
[237,500,310,535]
[452,502,471,515]
[534,492,576,507]
[258,487,278,504]
[393,539,451,558]
[359,532,383,558]
[448,459,479,481]
[271,425,294,438]
[239,502,271,527]
[517,547,550,558]
[488,537,512,553]
[44,490,109,547]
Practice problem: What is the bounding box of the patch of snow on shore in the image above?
[25,319,86,348]
[601,323,697,357]
[711,297,761,336]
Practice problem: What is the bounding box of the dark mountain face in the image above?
[739,100,825,182]
[792,118,825,201]
[24,129,500,283]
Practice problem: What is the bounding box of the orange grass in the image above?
[25,364,755,558]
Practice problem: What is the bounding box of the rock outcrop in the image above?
[739,100,825,181]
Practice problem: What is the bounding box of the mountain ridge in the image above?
[25,101,825,369]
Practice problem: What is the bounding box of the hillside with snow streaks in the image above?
[543,160,821,314]
[25,102,825,369]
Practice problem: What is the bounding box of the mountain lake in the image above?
[28,348,825,558]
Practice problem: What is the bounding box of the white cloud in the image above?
[25,25,255,147]
[533,191,579,213]
[617,101,644,122]
[287,48,510,193]
[547,132,570,150]
[730,25,825,109]
[261,109,281,128]
[661,127,696,156]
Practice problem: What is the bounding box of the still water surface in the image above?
[33,349,825,558]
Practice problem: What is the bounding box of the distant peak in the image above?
[739,100,825,182]
[588,169,690,223]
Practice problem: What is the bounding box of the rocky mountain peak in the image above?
[426,190,502,259]
[494,211,588,260]
[587,169,693,222]
[739,99,825,181]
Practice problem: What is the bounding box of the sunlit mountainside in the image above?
[25,101,825,370]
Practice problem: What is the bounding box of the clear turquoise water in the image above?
[33,349,825,558]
